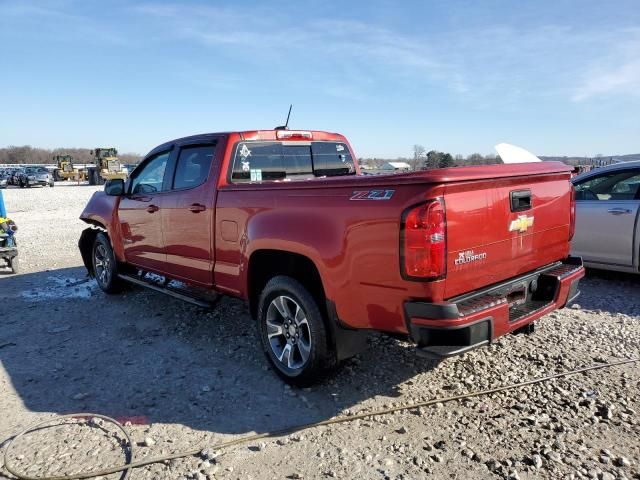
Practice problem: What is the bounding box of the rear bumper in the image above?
[404,257,585,359]
[26,179,50,186]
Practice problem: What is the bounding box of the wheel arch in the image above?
[247,249,326,321]
[247,249,368,362]
[78,226,105,277]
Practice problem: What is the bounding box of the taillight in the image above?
[401,198,447,280]
[569,184,576,241]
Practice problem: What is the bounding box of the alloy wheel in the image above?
[94,244,112,287]
[266,295,312,370]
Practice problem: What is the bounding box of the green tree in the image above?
[438,152,454,168]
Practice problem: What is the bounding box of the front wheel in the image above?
[9,256,18,274]
[92,233,123,293]
[257,276,336,386]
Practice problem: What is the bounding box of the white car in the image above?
[571,161,640,273]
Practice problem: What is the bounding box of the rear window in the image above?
[231,141,355,183]
[312,142,354,177]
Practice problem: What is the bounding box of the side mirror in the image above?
[105,179,125,196]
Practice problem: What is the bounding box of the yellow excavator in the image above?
[87,148,128,185]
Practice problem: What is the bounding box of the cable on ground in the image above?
[3,357,639,480]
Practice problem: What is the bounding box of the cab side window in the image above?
[575,169,640,201]
[173,145,215,190]
[130,151,170,195]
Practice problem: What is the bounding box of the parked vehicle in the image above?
[571,161,640,273]
[8,168,24,186]
[18,166,54,188]
[79,129,584,385]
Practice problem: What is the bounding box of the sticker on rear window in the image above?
[239,144,252,159]
[241,160,251,172]
[250,169,262,182]
[336,144,345,152]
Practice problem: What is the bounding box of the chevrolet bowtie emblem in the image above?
[509,215,534,233]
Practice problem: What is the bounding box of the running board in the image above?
[117,273,220,309]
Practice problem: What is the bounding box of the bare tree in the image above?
[412,144,425,171]
[0,146,142,165]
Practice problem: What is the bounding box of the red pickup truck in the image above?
[79,129,584,385]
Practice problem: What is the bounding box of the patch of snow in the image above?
[21,275,96,301]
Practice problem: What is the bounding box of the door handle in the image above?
[607,208,632,215]
[189,203,206,213]
[147,205,159,213]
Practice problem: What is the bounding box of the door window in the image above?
[130,151,170,194]
[173,145,215,190]
[574,169,640,201]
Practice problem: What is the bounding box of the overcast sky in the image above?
[1,0,639,158]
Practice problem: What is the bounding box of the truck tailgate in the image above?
[443,171,573,299]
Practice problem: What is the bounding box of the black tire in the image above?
[92,232,123,293]
[19,180,24,188]
[49,181,54,187]
[9,256,18,274]
[257,276,337,386]
[88,168,96,186]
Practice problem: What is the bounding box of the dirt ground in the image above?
[0,184,639,480]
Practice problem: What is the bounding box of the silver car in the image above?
[571,161,640,273]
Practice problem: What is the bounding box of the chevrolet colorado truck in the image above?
[79,129,584,385]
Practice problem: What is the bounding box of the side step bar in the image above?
[118,273,220,309]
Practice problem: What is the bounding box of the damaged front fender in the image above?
[78,228,100,277]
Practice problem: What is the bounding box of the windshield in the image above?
[97,149,116,158]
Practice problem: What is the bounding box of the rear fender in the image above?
[244,211,341,300]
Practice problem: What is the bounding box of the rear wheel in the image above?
[257,276,336,386]
[92,233,123,293]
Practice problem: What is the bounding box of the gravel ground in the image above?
[0,184,638,480]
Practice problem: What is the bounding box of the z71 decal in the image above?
[350,190,395,201]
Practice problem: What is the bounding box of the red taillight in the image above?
[401,199,447,280]
[569,184,576,241]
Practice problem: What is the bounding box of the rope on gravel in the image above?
[3,357,639,480]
